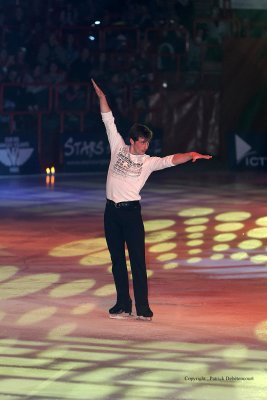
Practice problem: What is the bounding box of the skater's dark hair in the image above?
[129,123,153,142]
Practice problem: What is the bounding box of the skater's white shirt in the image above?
[102,111,175,203]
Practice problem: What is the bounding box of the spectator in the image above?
[15,47,28,81]
[64,33,79,70]
[186,31,205,72]
[157,27,180,71]
[0,48,10,73]
[59,2,78,26]
[60,83,86,110]
[23,64,47,110]
[25,21,46,66]
[3,68,23,111]
[0,8,7,46]
[207,10,231,45]
[9,6,25,29]
[68,47,92,82]
[45,61,65,84]
[37,32,66,68]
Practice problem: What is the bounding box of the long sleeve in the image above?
[101,111,125,150]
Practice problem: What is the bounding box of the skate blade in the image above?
[109,312,134,320]
[136,316,153,321]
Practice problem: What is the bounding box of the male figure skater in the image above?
[92,79,212,320]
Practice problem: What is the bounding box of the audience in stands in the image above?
[0,0,249,115]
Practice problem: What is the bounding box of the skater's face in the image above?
[130,137,150,155]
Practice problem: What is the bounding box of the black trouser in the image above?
[104,200,149,313]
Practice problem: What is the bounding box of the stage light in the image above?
[45,166,55,187]
[90,20,101,27]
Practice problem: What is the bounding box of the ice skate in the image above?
[136,306,153,321]
[109,301,133,319]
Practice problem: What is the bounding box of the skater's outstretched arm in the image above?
[91,79,111,113]
[172,152,212,165]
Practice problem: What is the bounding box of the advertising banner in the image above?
[60,132,110,172]
[60,130,163,173]
[228,132,267,169]
[232,0,267,9]
[0,134,39,174]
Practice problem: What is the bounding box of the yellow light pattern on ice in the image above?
[210,254,224,260]
[187,233,204,239]
[178,208,214,217]
[48,323,77,339]
[183,217,209,225]
[247,228,267,239]
[71,304,96,315]
[17,307,57,326]
[0,338,266,400]
[186,240,204,247]
[50,279,95,298]
[148,242,177,253]
[144,219,175,232]
[230,252,248,260]
[145,230,177,244]
[215,211,251,221]
[215,222,244,232]
[80,250,111,266]
[185,226,207,233]
[163,262,179,270]
[187,257,202,264]
[250,255,267,264]
[0,274,60,300]
[214,233,237,242]
[0,266,18,282]
[94,284,116,297]
[49,238,106,257]
[212,244,230,252]
[255,216,267,226]
[0,310,5,321]
[255,320,267,342]
[188,249,202,255]
[238,239,262,250]
[221,344,248,364]
[156,253,177,262]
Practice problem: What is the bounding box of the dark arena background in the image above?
[0,0,267,399]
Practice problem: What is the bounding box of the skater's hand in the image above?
[191,152,212,162]
[91,79,106,99]
[91,78,111,113]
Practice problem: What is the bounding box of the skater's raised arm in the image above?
[91,79,124,148]
[91,79,111,113]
